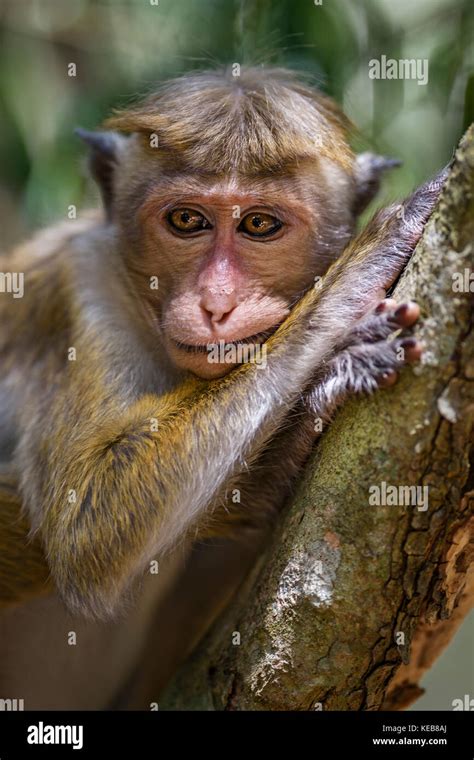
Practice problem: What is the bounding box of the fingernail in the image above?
[395,303,409,318]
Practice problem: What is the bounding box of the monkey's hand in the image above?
[304,298,422,422]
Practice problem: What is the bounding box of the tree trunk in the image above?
[161,126,474,711]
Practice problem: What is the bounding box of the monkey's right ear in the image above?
[352,152,402,216]
[75,128,127,218]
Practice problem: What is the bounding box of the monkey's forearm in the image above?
[200,409,317,539]
[23,173,444,618]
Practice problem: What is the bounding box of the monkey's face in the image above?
[131,172,352,379]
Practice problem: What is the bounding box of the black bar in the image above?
[0,710,471,758]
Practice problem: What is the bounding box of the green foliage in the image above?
[0,0,472,243]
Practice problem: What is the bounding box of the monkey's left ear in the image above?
[352,152,402,216]
[75,128,127,218]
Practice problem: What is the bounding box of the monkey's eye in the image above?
[167,208,211,233]
[238,212,282,238]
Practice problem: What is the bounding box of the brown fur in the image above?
[0,476,51,606]
[105,67,354,174]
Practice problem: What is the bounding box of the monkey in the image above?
[0,67,446,708]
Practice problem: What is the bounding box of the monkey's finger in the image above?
[378,370,398,387]
[376,338,422,388]
[374,298,398,313]
[343,299,420,349]
[399,337,423,362]
[390,301,420,328]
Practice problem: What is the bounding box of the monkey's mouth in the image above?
[172,323,282,355]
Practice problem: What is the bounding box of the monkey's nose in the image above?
[201,303,235,325]
[200,289,238,326]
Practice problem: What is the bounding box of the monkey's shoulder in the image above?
[0,212,106,360]
[2,210,103,269]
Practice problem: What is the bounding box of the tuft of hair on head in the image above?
[103,66,355,175]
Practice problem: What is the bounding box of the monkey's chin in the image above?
[189,361,237,380]
[166,340,238,380]
[166,343,238,379]
[165,322,281,378]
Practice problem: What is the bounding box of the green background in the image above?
[1,0,473,245]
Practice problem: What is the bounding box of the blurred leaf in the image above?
[463,74,474,132]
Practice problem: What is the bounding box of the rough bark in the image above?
[161,126,474,711]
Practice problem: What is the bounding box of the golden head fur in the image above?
[104,67,354,175]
